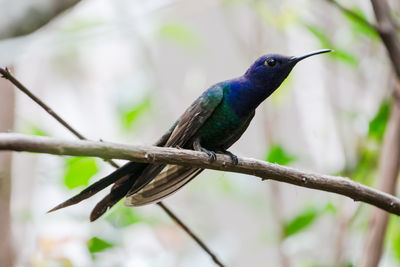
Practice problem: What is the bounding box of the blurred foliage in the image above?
[283,203,336,238]
[216,175,236,194]
[24,123,49,136]
[252,1,297,29]
[60,17,105,34]
[118,95,152,130]
[349,100,390,184]
[64,157,99,189]
[265,144,296,165]
[388,216,400,263]
[87,237,114,256]
[351,145,378,184]
[368,99,390,141]
[305,24,358,66]
[106,201,146,228]
[342,8,378,40]
[158,23,202,50]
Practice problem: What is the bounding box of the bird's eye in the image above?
[265,58,276,67]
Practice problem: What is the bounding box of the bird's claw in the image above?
[204,150,216,162]
[230,154,238,165]
[200,148,216,162]
[221,150,238,165]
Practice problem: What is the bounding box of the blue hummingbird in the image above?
[49,49,331,220]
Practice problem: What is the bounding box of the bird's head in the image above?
[244,49,332,90]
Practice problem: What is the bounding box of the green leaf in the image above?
[158,23,201,49]
[323,202,337,214]
[388,216,400,263]
[331,49,358,66]
[305,24,358,66]
[87,237,114,254]
[64,157,98,189]
[26,124,48,136]
[368,99,390,141]
[106,201,144,228]
[265,144,296,165]
[305,25,331,48]
[351,145,378,184]
[343,8,378,39]
[283,207,319,237]
[118,96,151,130]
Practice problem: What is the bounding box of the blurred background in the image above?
[0,0,399,266]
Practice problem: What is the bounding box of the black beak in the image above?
[290,49,332,64]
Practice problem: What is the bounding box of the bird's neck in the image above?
[225,77,277,117]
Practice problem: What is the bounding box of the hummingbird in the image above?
[49,49,331,221]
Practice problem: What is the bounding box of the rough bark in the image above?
[1,133,400,217]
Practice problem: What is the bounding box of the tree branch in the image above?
[370,0,400,78]
[1,133,400,216]
[0,0,81,39]
[0,68,225,266]
[358,1,400,265]
[360,81,400,267]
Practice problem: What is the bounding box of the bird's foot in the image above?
[220,150,238,165]
[200,148,216,162]
[193,138,216,162]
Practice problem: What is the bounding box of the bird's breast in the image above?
[192,99,248,150]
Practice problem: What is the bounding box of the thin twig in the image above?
[326,0,378,32]
[157,202,224,267]
[0,68,85,140]
[0,68,224,266]
[1,133,400,217]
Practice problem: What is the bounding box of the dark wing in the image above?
[125,110,254,207]
[125,84,224,197]
[125,165,203,206]
[165,84,224,147]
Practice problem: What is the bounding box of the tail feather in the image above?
[90,175,136,221]
[48,162,145,213]
[125,166,203,206]
[90,163,163,220]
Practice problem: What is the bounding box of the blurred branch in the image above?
[370,0,400,78]
[358,0,400,266]
[0,68,224,267]
[327,0,400,77]
[157,202,223,266]
[326,0,400,264]
[0,0,80,39]
[0,71,15,266]
[2,133,400,217]
[359,81,400,267]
